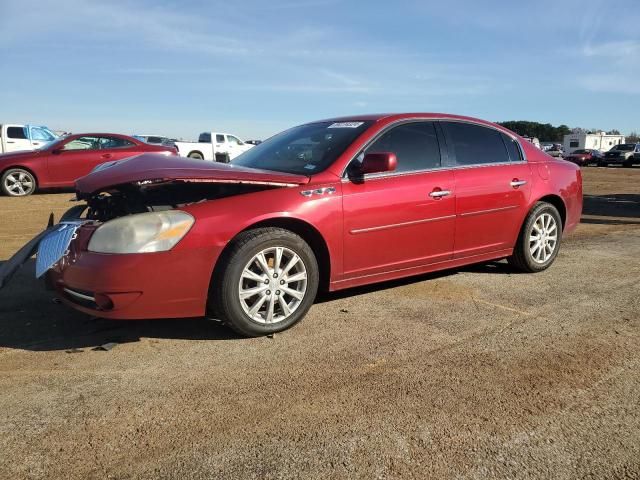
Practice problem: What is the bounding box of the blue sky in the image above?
[1,0,639,140]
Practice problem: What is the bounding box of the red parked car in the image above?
[563,149,602,167]
[2,114,582,337]
[0,133,177,196]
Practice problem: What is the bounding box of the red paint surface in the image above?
[50,114,582,319]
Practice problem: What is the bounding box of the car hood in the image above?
[75,153,310,196]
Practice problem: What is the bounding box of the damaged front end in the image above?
[0,153,309,291]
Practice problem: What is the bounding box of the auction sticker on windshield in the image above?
[328,122,364,128]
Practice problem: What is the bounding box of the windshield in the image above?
[614,144,635,151]
[232,121,373,175]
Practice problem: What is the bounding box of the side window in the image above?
[501,133,523,162]
[227,135,243,145]
[364,122,441,173]
[216,134,226,143]
[199,133,211,143]
[98,136,135,149]
[7,127,27,139]
[443,122,510,166]
[62,136,100,150]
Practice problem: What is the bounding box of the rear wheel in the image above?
[188,151,204,160]
[1,168,36,197]
[508,202,562,273]
[209,228,319,337]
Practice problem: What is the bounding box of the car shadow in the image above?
[317,260,516,303]
[0,261,242,352]
[581,194,640,225]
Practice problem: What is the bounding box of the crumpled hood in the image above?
[75,153,310,196]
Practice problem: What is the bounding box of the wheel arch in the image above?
[532,194,567,229]
[213,217,332,293]
[1,165,39,186]
[187,150,204,158]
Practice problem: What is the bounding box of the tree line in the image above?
[497,121,638,143]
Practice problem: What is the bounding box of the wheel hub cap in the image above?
[238,246,308,324]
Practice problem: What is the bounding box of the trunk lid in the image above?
[75,153,310,196]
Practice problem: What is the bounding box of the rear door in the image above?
[341,121,456,280]
[440,121,532,258]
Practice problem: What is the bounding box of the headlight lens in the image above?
[88,211,194,254]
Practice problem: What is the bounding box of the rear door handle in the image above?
[510,179,527,188]
[429,189,451,198]
[101,153,112,159]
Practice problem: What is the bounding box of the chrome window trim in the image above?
[340,117,528,181]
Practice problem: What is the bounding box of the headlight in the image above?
[88,211,194,254]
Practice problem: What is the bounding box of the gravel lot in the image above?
[0,167,639,479]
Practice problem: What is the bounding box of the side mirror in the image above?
[359,152,397,175]
[51,148,63,155]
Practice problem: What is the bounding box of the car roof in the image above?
[312,112,506,126]
[68,133,140,141]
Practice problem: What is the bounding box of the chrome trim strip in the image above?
[350,214,456,235]
[341,160,526,183]
[340,116,528,179]
[63,288,94,302]
[458,205,519,218]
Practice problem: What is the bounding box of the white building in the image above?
[563,132,625,153]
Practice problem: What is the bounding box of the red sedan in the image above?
[563,149,602,167]
[0,133,177,196]
[10,114,582,337]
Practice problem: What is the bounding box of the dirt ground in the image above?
[0,168,639,479]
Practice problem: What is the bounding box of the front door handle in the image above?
[510,179,527,188]
[101,153,112,159]
[429,189,451,198]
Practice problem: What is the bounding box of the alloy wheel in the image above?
[238,246,308,324]
[529,213,558,264]
[4,170,35,196]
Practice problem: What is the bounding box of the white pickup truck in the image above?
[174,132,254,162]
[0,124,59,154]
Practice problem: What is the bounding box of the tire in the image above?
[188,152,204,160]
[623,160,632,168]
[508,202,562,273]
[597,161,605,167]
[1,168,37,197]
[209,227,319,337]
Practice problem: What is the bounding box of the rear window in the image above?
[7,127,27,139]
[501,133,523,162]
[442,122,510,166]
[199,133,211,143]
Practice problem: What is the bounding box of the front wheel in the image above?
[508,202,562,273]
[209,228,319,337]
[1,168,37,196]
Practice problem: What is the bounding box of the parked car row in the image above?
[563,144,640,168]
[0,133,177,196]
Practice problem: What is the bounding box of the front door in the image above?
[341,121,456,280]
[47,135,139,185]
